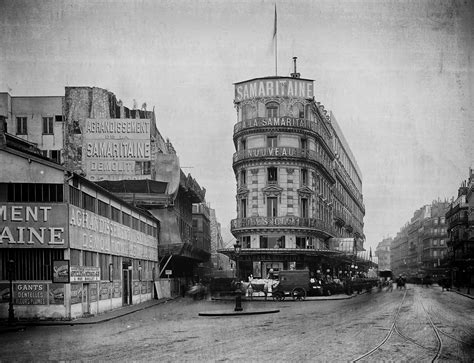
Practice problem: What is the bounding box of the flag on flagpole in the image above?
[273,4,277,40]
[273,4,277,76]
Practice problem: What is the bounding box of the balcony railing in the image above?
[233,147,334,177]
[231,216,338,236]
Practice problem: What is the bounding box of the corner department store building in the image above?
[220,72,366,279]
[0,125,159,320]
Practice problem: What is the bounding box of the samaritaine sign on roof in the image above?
[82,118,151,181]
[234,77,314,102]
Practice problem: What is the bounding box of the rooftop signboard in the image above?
[234,77,314,102]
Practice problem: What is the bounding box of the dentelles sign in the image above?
[83,118,151,181]
[235,78,314,102]
[0,204,68,248]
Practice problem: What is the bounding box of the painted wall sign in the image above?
[68,205,158,260]
[14,283,48,305]
[70,266,101,282]
[0,204,68,248]
[235,78,314,102]
[82,118,151,181]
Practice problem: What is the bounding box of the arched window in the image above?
[242,104,252,120]
[266,102,279,118]
[293,102,305,118]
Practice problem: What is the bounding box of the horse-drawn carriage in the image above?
[271,270,311,301]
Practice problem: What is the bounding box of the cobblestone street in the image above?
[1,285,473,361]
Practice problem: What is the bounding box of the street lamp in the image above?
[8,259,15,325]
[233,241,243,312]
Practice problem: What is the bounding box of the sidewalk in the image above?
[451,286,474,299]
[212,292,355,302]
[0,297,175,334]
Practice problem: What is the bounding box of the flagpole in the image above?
[274,4,277,76]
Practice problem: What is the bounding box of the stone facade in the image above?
[229,74,365,279]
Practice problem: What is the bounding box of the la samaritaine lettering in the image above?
[0,206,64,245]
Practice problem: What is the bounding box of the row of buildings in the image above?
[1,64,370,320]
[0,87,229,320]
[220,63,369,281]
[375,169,473,288]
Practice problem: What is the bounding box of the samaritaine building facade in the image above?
[223,68,365,279]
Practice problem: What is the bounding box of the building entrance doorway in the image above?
[82,283,90,316]
[122,267,132,305]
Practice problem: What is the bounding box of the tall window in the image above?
[260,236,268,248]
[293,102,305,118]
[300,198,308,218]
[267,197,278,217]
[268,167,277,183]
[240,198,247,218]
[301,138,307,150]
[242,236,251,248]
[82,192,96,213]
[16,117,27,135]
[242,104,253,120]
[266,102,279,118]
[267,136,277,147]
[42,117,54,134]
[240,138,246,151]
[301,168,308,186]
[296,237,306,249]
[240,169,246,185]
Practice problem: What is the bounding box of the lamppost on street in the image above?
[8,259,15,325]
[234,241,243,312]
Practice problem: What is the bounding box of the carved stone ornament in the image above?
[297,185,314,198]
[286,168,295,174]
[262,184,283,197]
[250,168,259,175]
[236,185,249,198]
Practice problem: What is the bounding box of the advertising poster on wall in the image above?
[49,283,65,305]
[0,283,10,302]
[133,281,140,295]
[70,266,100,282]
[113,282,121,298]
[99,282,111,300]
[52,260,70,283]
[70,284,83,304]
[90,283,98,302]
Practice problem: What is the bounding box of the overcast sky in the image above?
[1,0,473,252]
